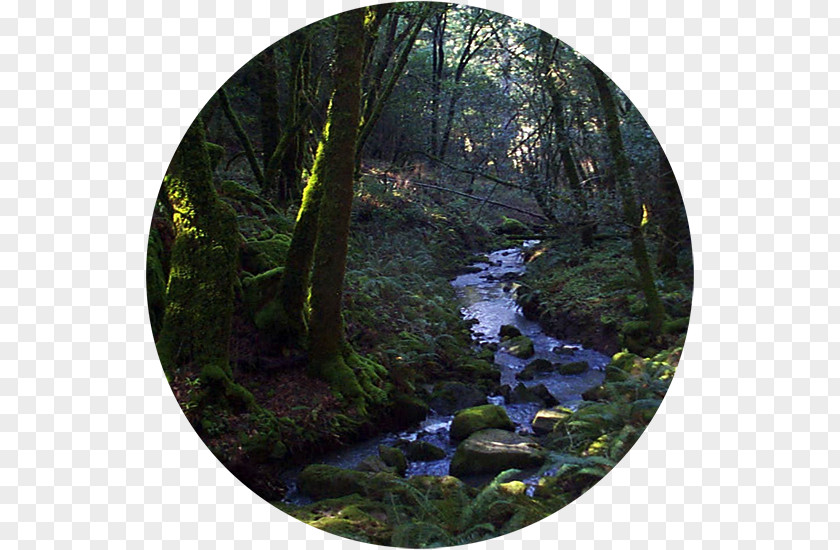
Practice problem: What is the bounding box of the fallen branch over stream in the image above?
[371,173,548,221]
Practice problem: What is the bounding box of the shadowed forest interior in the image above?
[147,4,692,546]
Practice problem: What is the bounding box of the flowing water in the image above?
[283,241,609,502]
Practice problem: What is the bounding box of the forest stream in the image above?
[282,241,609,503]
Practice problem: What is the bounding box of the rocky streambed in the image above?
[283,242,609,503]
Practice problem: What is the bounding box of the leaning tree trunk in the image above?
[586,61,665,334]
[156,117,239,376]
[306,8,367,404]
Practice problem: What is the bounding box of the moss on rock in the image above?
[556,360,589,375]
[501,335,535,359]
[378,445,407,476]
[450,404,515,441]
[298,464,372,500]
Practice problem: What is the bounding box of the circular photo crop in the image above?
[147,3,692,546]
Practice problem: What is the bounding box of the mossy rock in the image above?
[499,324,522,340]
[450,429,545,477]
[530,384,559,407]
[516,358,554,380]
[378,445,407,476]
[297,464,372,500]
[280,494,391,545]
[581,384,608,402]
[497,216,529,235]
[450,404,515,441]
[456,359,500,387]
[506,382,542,404]
[531,407,573,435]
[501,335,535,359]
[356,455,395,474]
[405,440,446,462]
[428,381,487,415]
[556,360,589,375]
[391,393,429,425]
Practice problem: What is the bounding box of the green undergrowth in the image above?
[279,470,549,547]
[343,177,503,394]
[281,346,680,545]
[516,234,692,354]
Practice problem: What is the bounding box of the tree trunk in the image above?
[586,61,665,334]
[218,87,264,188]
[156,117,239,375]
[307,8,367,403]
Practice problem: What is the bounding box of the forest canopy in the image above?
[148,3,691,546]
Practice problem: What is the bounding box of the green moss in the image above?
[497,216,529,235]
[156,120,239,374]
[391,393,430,425]
[298,464,372,500]
[501,335,535,359]
[378,445,407,476]
[450,405,515,441]
[556,361,589,375]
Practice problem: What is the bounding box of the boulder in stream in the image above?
[428,381,487,415]
[529,384,559,407]
[378,445,407,476]
[501,335,535,359]
[516,358,554,380]
[531,407,574,435]
[556,360,589,375]
[449,428,545,477]
[391,393,429,425]
[405,440,446,462]
[506,383,543,404]
[450,404,515,441]
[499,324,522,340]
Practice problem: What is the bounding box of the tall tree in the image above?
[306,8,367,402]
[156,117,239,377]
[585,60,665,334]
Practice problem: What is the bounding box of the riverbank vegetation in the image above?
[148,3,691,546]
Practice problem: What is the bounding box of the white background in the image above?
[1,0,836,547]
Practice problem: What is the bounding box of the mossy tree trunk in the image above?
[585,61,665,334]
[156,117,239,375]
[307,8,367,404]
